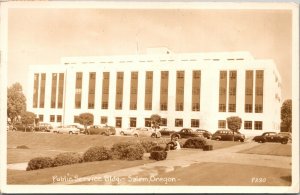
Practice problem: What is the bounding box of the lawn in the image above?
[7,159,153,185]
[238,143,291,156]
[125,162,291,186]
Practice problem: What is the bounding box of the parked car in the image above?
[69,123,86,133]
[171,128,203,139]
[119,127,136,136]
[13,122,34,132]
[278,132,292,142]
[34,122,53,132]
[195,129,213,139]
[253,132,288,144]
[132,127,161,138]
[212,130,245,142]
[159,127,176,136]
[52,125,80,134]
[88,125,116,136]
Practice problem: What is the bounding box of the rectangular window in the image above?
[145,118,151,127]
[115,72,124,110]
[88,72,96,109]
[57,115,62,122]
[74,72,82,109]
[50,115,55,122]
[57,73,64,108]
[101,116,107,124]
[255,70,264,113]
[191,119,200,128]
[254,121,263,130]
[102,72,110,109]
[130,72,138,110]
[244,121,252,130]
[245,70,253,114]
[33,73,39,108]
[176,71,184,111]
[218,120,226,129]
[192,103,200,111]
[51,73,58,108]
[39,73,46,108]
[115,117,122,128]
[161,118,167,126]
[160,71,169,111]
[145,103,152,110]
[229,104,236,112]
[175,119,183,127]
[39,115,44,122]
[255,104,263,113]
[245,104,253,113]
[219,71,227,112]
[228,71,237,112]
[130,118,136,127]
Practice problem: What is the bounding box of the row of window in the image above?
[218,120,263,130]
[38,114,62,123]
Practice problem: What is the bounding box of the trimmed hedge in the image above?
[149,145,167,161]
[53,152,83,166]
[140,140,158,153]
[203,145,213,151]
[111,142,145,160]
[26,157,54,171]
[83,146,112,162]
[16,145,29,149]
[183,137,207,149]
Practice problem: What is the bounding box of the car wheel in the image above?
[134,134,138,137]
[151,134,156,138]
[120,131,124,136]
[69,131,73,134]
[281,140,288,144]
[216,138,220,141]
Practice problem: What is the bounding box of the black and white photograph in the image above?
[0,1,299,194]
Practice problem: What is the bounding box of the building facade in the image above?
[27,48,282,136]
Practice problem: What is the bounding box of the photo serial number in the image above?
[251,177,267,183]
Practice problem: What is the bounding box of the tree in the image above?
[78,113,94,134]
[150,114,161,131]
[281,99,292,132]
[226,116,242,141]
[7,83,26,124]
[20,111,35,132]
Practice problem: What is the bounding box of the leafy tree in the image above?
[20,111,35,132]
[281,99,292,132]
[78,113,94,134]
[226,116,242,141]
[7,83,26,124]
[150,114,161,131]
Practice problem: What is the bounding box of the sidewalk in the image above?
[53,142,291,185]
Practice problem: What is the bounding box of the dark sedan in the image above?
[88,125,116,135]
[159,127,176,136]
[171,128,203,139]
[195,129,212,139]
[212,130,245,142]
[253,132,288,144]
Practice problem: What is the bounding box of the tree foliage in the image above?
[21,111,36,131]
[78,113,94,134]
[150,114,161,130]
[281,99,292,132]
[227,116,242,141]
[7,83,26,124]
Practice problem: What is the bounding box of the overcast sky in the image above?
[8,8,292,100]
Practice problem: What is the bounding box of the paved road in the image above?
[52,142,291,185]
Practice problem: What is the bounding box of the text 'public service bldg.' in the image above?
[27,48,282,136]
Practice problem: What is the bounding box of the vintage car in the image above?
[132,127,161,138]
[171,128,203,139]
[253,132,288,144]
[12,122,34,132]
[278,132,292,142]
[119,127,136,136]
[195,129,213,139]
[88,125,116,136]
[34,122,53,132]
[159,127,176,136]
[212,130,245,142]
[52,125,80,134]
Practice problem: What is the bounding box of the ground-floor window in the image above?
[116,117,122,128]
[218,120,226,129]
[57,115,62,122]
[254,121,263,130]
[191,119,200,128]
[130,117,136,127]
[101,116,107,124]
[161,118,167,126]
[39,115,44,122]
[175,119,183,127]
[244,121,252,130]
[50,115,55,122]
[145,118,151,127]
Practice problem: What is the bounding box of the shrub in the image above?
[183,137,207,149]
[83,146,112,162]
[140,140,158,153]
[149,145,167,161]
[53,152,83,167]
[150,145,165,152]
[16,145,29,149]
[111,142,144,160]
[203,145,213,151]
[26,157,54,171]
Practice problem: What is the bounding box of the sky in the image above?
[7,8,292,100]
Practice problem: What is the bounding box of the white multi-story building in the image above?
[27,48,282,136]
